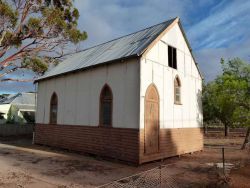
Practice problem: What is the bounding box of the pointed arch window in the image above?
[174,76,181,104]
[50,92,58,124]
[99,85,113,127]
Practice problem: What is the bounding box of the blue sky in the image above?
[1,0,250,94]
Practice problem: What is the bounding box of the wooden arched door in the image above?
[144,84,159,154]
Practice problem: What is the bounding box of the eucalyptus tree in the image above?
[0,0,87,81]
[203,58,250,147]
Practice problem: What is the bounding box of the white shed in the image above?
[0,92,36,124]
[35,17,203,164]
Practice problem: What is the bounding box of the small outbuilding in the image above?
[34,17,203,164]
[0,92,36,124]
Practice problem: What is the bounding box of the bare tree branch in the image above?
[0,78,34,82]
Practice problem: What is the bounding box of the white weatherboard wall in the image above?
[0,104,11,123]
[36,58,140,129]
[140,23,203,129]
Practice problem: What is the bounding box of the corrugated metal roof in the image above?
[36,18,176,81]
[0,94,17,104]
[0,93,35,106]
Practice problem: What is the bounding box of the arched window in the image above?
[99,84,113,127]
[174,76,181,104]
[50,92,58,124]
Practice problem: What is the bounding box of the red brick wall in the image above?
[139,128,203,164]
[35,124,140,164]
[35,124,203,164]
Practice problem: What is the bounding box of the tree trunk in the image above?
[224,124,229,137]
[203,123,208,135]
[242,127,250,150]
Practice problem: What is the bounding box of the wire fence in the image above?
[204,146,247,174]
[205,147,231,175]
[98,146,248,188]
[99,164,178,188]
[98,127,249,188]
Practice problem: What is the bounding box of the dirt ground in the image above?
[0,134,249,188]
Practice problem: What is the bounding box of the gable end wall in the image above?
[139,23,203,164]
[140,23,203,130]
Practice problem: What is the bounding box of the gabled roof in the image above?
[36,17,178,82]
[0,92,35,106]
[36,17,202,82]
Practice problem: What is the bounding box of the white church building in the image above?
[34,17,203,164]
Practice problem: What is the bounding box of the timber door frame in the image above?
[144,83,160,154]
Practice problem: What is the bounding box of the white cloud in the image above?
[75,0,188,48]
[188,0,250,81]
[195,39,250,81]
[187,0,250,49]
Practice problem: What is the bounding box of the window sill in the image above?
[174,102,182,105]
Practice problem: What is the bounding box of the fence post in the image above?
[222,147,225,175]
[203,123,206,135]
[160,165,162,188]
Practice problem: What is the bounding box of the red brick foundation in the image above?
[35,124,140,163]
[139,128,204,164]
[35,124,203,164]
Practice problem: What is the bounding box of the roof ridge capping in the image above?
[67,17,179,55]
